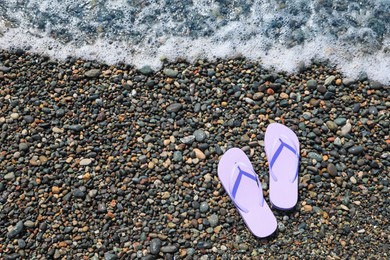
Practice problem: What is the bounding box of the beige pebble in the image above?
[80,158,92,166]
[303,205,313,212]
[193,148,205,160]
[280,93,289,99]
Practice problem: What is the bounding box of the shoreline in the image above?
[0,49,389,259]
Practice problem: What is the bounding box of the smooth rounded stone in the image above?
[278,222,286,232]
[17,239,26,249]
[66,124,83,131]
[97,203,107,213]
[85,152,97,158]
[7,221,24,238]
[85,69,101,78]
[173,151,183,162]
[199,202,209,213]
[150,238,162,255]
[334,118,347,126]
[160,245,178,253]
[23,115,34,123]
[19,143,29,151]
[163,69,178,78]
[3,253,21,260]
[52,127,64,133]
[323,91,335,100]
[88,189,98,198]
[80,158,92,166]
[306,79,317,90]
[308,152,322,162]
[341,121,352,136]
[348,146,364,155]
[166,103,182,113]
[334,137,342,147]
[197,241,212,249]
[208,214,219,227]
[10,113,19,119]
[0,66,11,72]
[138,65,154,75]
[4,172,15,180]
[317,85,327,94]
[327,163,337,177]
[193,129,207,142]
[55,109,65,117]
[193,148,206,160]
[180,135,195,144]
[368,106,378,115]
[104,252,118,260]
[24,220,35,228]
[194,103,201,113]
[324,76,336,86]
[326,121,338,131]
[73,189,86,198]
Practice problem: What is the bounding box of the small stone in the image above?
[307,79,317,90]
[303,205,313,212]
[104,252,118,260]
[4,172,15,180]
[166,103,182,113]
[7,221,24,238]
[97,204,107,213]
[368,106,378,115]
[348,146,364,155]
[85,69,101,78]
[327,163,337,177]
[326,121,338,131]
[52,127,64,133]
[208,214,219,227]
[334,118,347,126]
[341,121,352,136]
[324,76,336,86]
[23,115,34,123]
[278,222,286,232]
[308,152,322,162]
[350,176,357,184]
[150,238,162,255]
[23,220,35,228]
[173,151,183,162]
[66,124,83,131]
[73,189,86,198]
[80,159,92,166]
[163,69,179,78]
[160,245,179,253]
[10,113,19,119]
[180,135,195,144]
[193,129,207,142]
[193,148,206,160]
[199,202,209,213]
[19,143,29,151]
[138,65,154,75]
[52,186,60,194]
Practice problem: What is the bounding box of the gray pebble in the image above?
[160,245,178,253]
[200,202,209,213]
[348,146,364,155]
[334,118,347,126]
[150,238,162,254]
[173,151,182,162]
[194,129,207,142]
[163,69,178,78]
[66,124,83,131]
[4,172,15,180]
[138,65,154,75]
[104,252,118,260]
[308,152,322,162]
[23,115,34,123]
[73,189,86,198]
[306,79,317,90]
[85,69,100,78]
[19,143,29,151]
[7,221,24,239]
[208,214,219,227]
[166,103,182,113]
[180,135,195,144]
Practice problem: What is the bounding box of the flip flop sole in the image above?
[218,148,277,238]
[265,123,300,210]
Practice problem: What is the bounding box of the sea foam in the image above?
[0,0,389,83]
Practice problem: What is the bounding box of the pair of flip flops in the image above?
[218,123,300,238]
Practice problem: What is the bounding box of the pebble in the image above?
[23,115,34,123]
[348,146,364,155]
[166,103,182,113]
[4,172,15,180]
[208,214,219,227]
[150,238,162,254]
[160,245,179,253]
[85,69,100,78]
[80,158,92,166]
[173,151,183,162]
[334,118,347,126]
[306,79,317,89]
[18,143,29,151]
[163,69,179,78]
[324,76,336,86]
[199,202,209,213]
[193,148,206,160]
[180,135,195,144]
[193,129,207,142]
[10,113,19,119]
[7,221,24,238]
[327,163,337,177]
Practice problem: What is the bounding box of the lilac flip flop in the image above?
[218,148,277,238]
[265,123,300,210]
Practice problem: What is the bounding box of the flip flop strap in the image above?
[269,138,299,183]
[229,163,264,213]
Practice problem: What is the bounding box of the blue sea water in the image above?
[0,0,389,83]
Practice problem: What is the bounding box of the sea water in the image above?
[0,0,389,84]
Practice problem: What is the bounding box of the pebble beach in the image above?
[0,50,389,259]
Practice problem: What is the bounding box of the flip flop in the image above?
[265,123,300,210]
[218,148,277,238]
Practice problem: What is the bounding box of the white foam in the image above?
[0,0,389,84]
